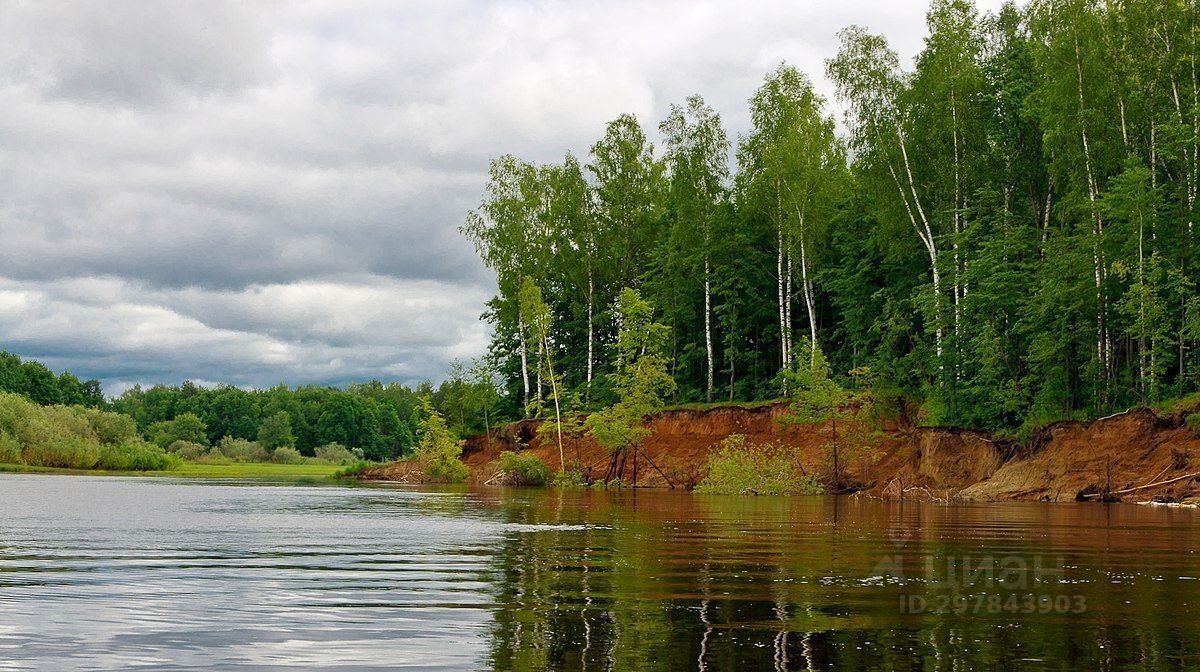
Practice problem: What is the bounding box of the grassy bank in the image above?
[0,461,347,481]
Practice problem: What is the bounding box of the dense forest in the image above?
[464,0,1200,433]
[0,350,500,464]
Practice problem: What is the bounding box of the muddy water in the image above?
[2,475,1199,670]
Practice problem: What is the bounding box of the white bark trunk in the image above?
[1075,37,1108,385]
[798,210,817,364]
[885,125,943,367]
[704,258,714,403]
[518,313,530,415]
[586,270,594,401]
[777,219,788,373]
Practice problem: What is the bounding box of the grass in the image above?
[167,462,347,479]
[0,461,348,481]
[661,398,786,412]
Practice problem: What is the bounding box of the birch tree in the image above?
[661,95,730,402]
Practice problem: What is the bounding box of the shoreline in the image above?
[363,402,1200,504]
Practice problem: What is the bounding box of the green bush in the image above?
[167,440,210,460]
[1188,413,1200,437]
[497,451,551,486]
[0,430,19,463]
[314,442,358,464]
[333,460,375,479]
[191,447,232,465]
[270,446,305,464]
[0,392,186,471]
[148,413,208,449]
[86,409,139,445]
[695,435,823,496]
[414,397,468,483]
[218,436,268,462]
[96,441,181,471]
[551,465,586,488]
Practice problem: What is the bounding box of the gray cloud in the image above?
[0,0,1007,393]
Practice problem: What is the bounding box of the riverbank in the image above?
[362,402,1200,503]
[0,461,347,481]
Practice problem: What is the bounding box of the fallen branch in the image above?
[1080,470,1200,499]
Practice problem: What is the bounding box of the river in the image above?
[1,474,1199,670]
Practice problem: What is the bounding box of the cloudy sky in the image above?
[0,0,1007,395]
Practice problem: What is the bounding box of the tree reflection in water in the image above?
[483,488,1200,671]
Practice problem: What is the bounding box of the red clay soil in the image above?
[361,403,1200,503]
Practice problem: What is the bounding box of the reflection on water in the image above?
[1,475,1199,670]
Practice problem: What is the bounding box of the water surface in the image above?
[2,474,1199,670]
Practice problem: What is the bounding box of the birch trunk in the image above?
[543,334,565,470]
[797,207,818,363]
[518,314,531,415]
[704,257,714,403]
[1076,37,1108,392]
[777,218,788,374]
[885,125,944,369]
[586,270,594,402]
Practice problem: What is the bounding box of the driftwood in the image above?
[1080,470,1200,499]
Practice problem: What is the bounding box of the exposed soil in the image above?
[361,403,1200,503]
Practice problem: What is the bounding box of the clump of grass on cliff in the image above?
[695,435,822,496]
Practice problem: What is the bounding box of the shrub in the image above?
[695,435,823,496]
[86,409,139,445]
[22,435,101,470]
[148,413,208,450]
[270,446,305,464]
[334,460,374,479]
[0,430,21,463]
[414,397,468,483]
[1188,413,1200,437]
[218,436,268,462]
[168,440,210,460]
[96,441,181,471]
[0,392,178,471]
[551,465,586,488]
[191,448,232,465]
[496,451,551,486]
[314,442,357,464]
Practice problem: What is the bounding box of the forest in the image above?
[463,0,1200,434]
[0,349,489,469]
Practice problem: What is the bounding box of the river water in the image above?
[1,474,1199,670]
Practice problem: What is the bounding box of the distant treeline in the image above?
[464,0,1200,432]
[0,352,104,408]
[0,350,501,462]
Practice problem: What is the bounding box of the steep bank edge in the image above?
[363,404,1200,502]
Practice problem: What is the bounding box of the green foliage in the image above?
[414,397,468,483]
[167,440,210,460]
[551,465,586,488]
[313,442,360,464]
[217,436,268,463]
[496,450,551,486]
[779,341,881,489]
[257,411,296,450]
[0,392,175,471]
[148,413,208,449]
[270,446,305,464]
[0,352,103,407]
[695,435,823,495]
[333,460,375,479]
[586,289,675,453]
[1188,414,1200,438]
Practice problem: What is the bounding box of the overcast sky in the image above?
[0,0,1008,395]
